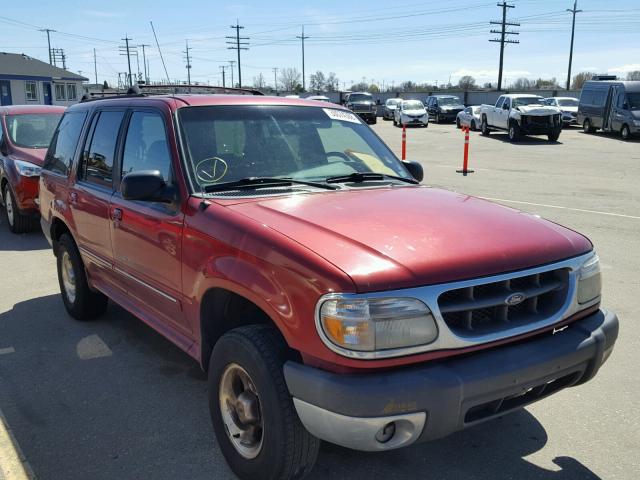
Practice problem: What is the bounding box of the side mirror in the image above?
[402,160,424,182]
[121,170,172,202]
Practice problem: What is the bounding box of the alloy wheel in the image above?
[4,190,14,226]
[61,251,77,304]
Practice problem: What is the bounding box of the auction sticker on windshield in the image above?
[323,108,361,124]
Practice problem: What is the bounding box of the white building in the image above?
[0,52,88,106]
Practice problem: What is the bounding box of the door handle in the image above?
[112,208,123,222]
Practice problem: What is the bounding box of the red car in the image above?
[1,105,65,233]
[39,87,617,480]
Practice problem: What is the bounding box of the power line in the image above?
[489,2,520,91]
[296,25,309,91]
[566,0,582,90]
[139,44,150,83]
[150,21,170,83]
[226,21,249,87]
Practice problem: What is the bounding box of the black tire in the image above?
[508,122,521,142]
[548,128,561,142]
[2,185,36,234]
[621,124,631,141]
[209,325,320,480]
[481,117,490,136]
[583,119,595,134]
[456,118,461,129]
[392,116,397,126]
[471,120,477,131]
[370,117,377,125]
[56,233,108,320]
[434,113,440,124]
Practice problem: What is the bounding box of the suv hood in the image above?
[516,105,560,116]
[226,187,591,291]
[9,146,47,166]
[403,109,427,116]
[441,105,464,111]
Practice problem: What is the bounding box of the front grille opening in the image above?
[464,371,580,424]
[437,268,569,337]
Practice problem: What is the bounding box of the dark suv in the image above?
[39,86,618,480]
[345,91,377,124]
[425,95,465,123]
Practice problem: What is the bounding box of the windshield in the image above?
[557,98,579,107]
[386,99,401,106]
[6,113,62,148]
[512,97,543,107]
[177,105,411,190]
[627,93,640,110]
[402,100,424,110]
[348,94,372,103]
[438,97,461,106]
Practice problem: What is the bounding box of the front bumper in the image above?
[285,309,618,451]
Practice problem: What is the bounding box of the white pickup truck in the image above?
[480,94,563,142]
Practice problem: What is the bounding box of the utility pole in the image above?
[51,48,66,69]
[220,65,227,87]
[226,21,249,87]
[120,36,134,87]
[139,44,150,83]
[39,29,55,64]
[566,0,582,90]
[183,40,192,85]
[296,25,310,91]
[489,2,519,91]
[228,60,236,87]
[93,48,98,85]
[273,67,278,95]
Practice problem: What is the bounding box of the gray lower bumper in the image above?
[285,309,618,451]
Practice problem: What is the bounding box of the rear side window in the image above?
[43,111,87,176]
[580,89,594,105]
[121,111,172,182]
[81,111,124,188]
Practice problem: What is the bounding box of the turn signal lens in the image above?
[577,254,602,304]
[320,297,437,352]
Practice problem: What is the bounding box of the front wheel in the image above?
[471,120,477,131]
[583,119,595,133]
[508,122,521,142]
[56,234,108,320]
[209,325,320,480]
[456,118,461,129]
[481,118,490,136]
[548,128,561,142]
[370,117,377,125]
[434,113,440,124]
[3,185,36,234]
[621,124,631,141]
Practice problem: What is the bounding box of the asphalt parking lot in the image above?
[0,121,638,479]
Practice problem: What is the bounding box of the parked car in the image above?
[393,99,428,127]
[480,94,563,142]
[306,95,331,103]
[543,97,579,126]
[383,98,402,120]
[40,88,617,480]
[345,91,377,124]
[425,95,465,123]
[456,106,482,130]
[578,80,640,140]
[0,105,65,233]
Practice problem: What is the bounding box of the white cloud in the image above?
[608,63,640,73]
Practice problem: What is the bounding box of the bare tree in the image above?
[326,72,339,92]
[252,73,266,89]
[534,77,559,90]
[457,75,477,90]
[571,72,595,90]
[279,68,302,92]
[512,77,534,90]
[309,71,326,92]
[626,71,640,81]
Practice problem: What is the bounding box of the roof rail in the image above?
[80,84,264,103]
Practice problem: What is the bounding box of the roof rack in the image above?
[80,84,264,103]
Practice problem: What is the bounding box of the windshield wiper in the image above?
[203,177,337,193]
[325,172,418,185]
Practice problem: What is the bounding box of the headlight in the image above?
[577,254,601,304]
[318,297,438,355]
[14,160,42,177]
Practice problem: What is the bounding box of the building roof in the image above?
[0,52,88,81]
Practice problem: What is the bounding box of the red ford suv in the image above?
[1,105,65,233]
[39,86,618,480]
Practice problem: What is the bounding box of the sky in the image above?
[0,0,638,90]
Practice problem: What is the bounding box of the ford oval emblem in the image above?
[505,292,526,306]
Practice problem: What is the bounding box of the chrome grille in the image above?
[437,268,569,337]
